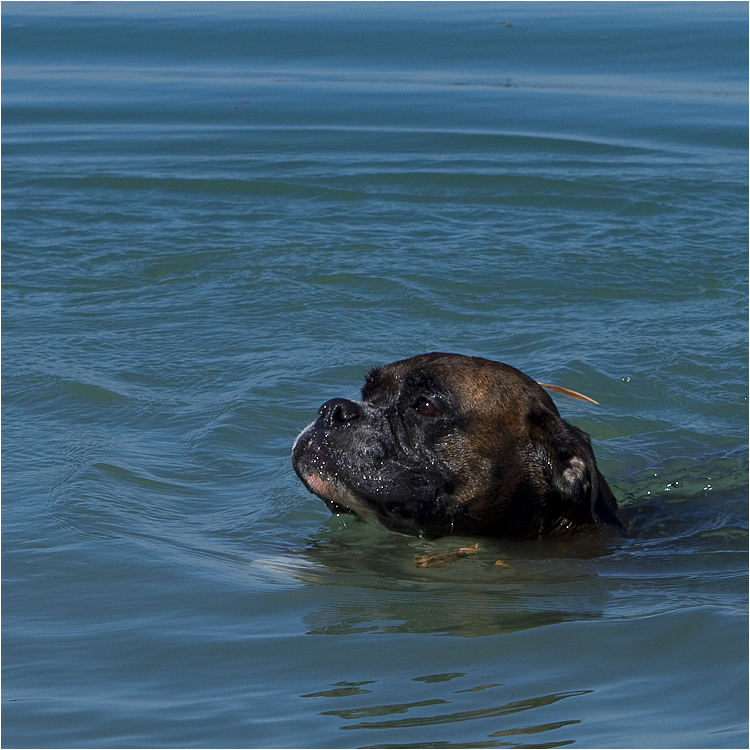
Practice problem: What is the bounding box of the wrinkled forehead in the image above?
[362,353,553,412]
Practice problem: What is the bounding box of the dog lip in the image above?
[302,471,337,499]
[297,465,348,508]
[294,431,388,524]
[293,428,346,503]
[293,428,324,456]
[300,469,373,521]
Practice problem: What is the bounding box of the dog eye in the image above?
[415,397,441,418]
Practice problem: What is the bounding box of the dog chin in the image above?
[299,470,387,529]
[302,472,343,503]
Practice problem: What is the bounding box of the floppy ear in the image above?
[590,469,628,537]
[552,452,594,505]
[530,410,627,537]
[552,424,627,537]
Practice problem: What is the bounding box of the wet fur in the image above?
[293,353,626,539]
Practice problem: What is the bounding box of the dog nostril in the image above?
[318,398,360,427]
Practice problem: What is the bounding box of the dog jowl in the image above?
[292,353,626,539]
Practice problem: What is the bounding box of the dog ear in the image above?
[552,453,594,505]
[552,425,626,537]
[552,450,623,535]
[590,469,628,537]
[530,410,626,537]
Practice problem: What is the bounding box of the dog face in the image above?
[292,353,625,539]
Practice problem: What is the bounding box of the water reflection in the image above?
[272,487,747,638]
[302,673,587,748]
[289,522,618,637]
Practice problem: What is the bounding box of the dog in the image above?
[292,353,626,539]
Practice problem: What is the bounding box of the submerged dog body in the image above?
[292,353,625,539]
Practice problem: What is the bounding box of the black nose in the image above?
[318,398,361,428]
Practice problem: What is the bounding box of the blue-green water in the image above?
[2,2,747,748]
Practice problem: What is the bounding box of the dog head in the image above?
[292,353,625,539]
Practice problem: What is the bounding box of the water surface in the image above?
[3,3,747,748]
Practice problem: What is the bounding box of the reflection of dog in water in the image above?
[293,353,626,540]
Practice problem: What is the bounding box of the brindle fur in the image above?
[293,353,626,539]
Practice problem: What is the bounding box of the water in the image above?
[2,2,747,748]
